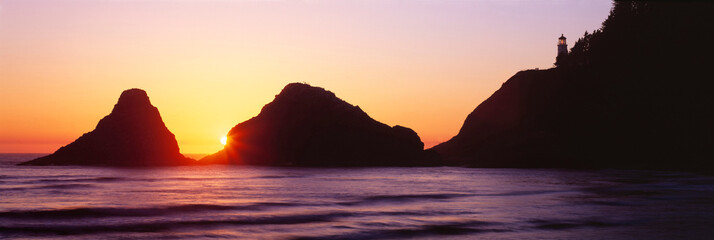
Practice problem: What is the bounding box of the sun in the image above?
[220,136,227,145]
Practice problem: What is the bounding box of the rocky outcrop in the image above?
[432,69,587,168]
[201,83,437,167]
[19,89,195,166]
[432,2,714,172]
[434,66,714,171]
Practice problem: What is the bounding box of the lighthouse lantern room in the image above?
[557,34,568,57]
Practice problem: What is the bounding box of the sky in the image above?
[0,0,613,154]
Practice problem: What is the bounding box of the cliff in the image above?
[201,83,437,167]
[19,89,195,166]
[433,2,714,172]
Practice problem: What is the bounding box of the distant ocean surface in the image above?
[1,154,713,239]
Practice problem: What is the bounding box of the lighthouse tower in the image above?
[557,34,568,57]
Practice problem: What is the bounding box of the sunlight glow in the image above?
[220,136,227,145]
[0,0,613,154]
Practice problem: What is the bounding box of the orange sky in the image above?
[0,0,612,154]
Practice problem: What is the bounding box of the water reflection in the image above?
[1,155,713,239]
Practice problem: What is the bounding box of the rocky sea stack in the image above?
[19,89,195,166]
[201,83,437,167]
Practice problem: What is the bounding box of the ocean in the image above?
[1,153,713,239]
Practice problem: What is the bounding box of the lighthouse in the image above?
[557,34,568,57]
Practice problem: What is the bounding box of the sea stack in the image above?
[19,89,195,166]
[201,83,437,167]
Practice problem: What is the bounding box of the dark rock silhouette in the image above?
[433,1,714,172]
[19,89,195,166]
[201,83,438,167]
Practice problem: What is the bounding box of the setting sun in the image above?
[220,136,227,145]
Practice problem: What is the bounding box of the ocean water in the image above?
[1,154,713,239]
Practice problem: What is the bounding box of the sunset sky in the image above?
[0,0,612,154]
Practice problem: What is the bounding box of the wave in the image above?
[258,175,309,179]
[0,202,299,219]
[34,177,125,183]
[0,211,353,236]
[0,183,95,192]
[1,183,95,192]
[290,220,500,240]
[476,190,572,197]
[339,193,471,206]
[529,218,623,230]
[337,191,568,207]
